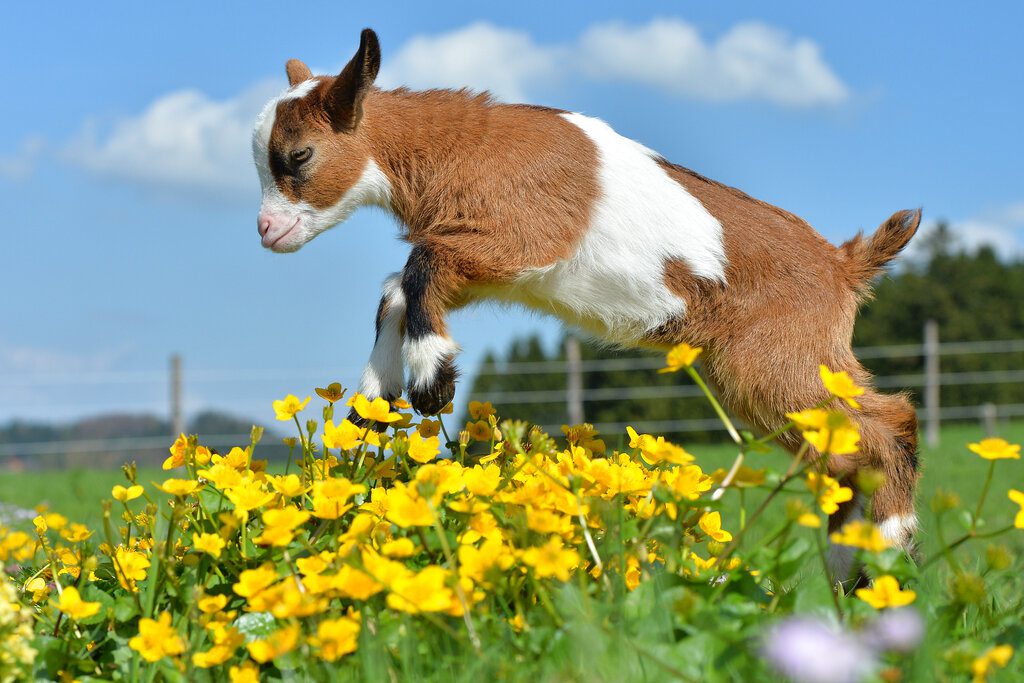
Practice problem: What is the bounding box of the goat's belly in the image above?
[501,262,685,345]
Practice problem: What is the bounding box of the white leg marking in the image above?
[878,514,918,549]
[357,275,406,399]
[404,334,460,391]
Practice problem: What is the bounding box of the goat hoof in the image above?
[408,358,458,416]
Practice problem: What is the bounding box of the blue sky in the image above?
[2,1,1022,424]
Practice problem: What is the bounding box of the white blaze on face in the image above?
[251,79,392,253]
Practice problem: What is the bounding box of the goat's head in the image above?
[252,29,387,253]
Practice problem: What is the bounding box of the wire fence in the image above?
[1,321,1022,469]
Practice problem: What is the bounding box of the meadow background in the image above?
[2,2,1024,681]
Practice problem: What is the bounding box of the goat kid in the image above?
[252,29,922,576]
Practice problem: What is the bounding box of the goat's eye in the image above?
[290,147,313,165]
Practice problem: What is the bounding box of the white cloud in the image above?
[49,18,847,200]
[910,204,1024,261]
[379,19,848,107]
[578,19,848,107]
[952,203,1024,258]
[378,22,561,102]
[62,80,281,199]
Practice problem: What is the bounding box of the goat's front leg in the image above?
[401,245,461,415]
[354,273,407,404]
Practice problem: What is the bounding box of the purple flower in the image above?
[863,608,924,654]
[761,617,876,683]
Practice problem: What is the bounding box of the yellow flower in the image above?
[819,365,865,409]
[113,547,150,592]
[711,465,766,489]
[468,400,497,420]
[417,419,441,438]
[315,382,345,403]
[806,472,854,515]
[323,419,363,451]
[855,575,916,609]
[787,409,860,455]
[386,566,461,614]
[381,537,417,558]
[658,342,702,373]
[968,438,1021,461]
[54,586,101,620]
[385,484,435,528]
[407,432,441,464]
[198,594,228,614]
[829,520,891,553]
[164,433,188,469]
[463,464,501,497]
[520,536,580,581]
[225,479,275,521]
[1010,490,1024,529]
[273,394,311,421]
[233,563,279,598]
[797,512,821,528]
[129,612,185,662]
[699,511,733,542]
[254,507,310,546]
[60,523,92,544]
[268,473,309,498]
[347,394,402,423]
[229,663,261,683]
[25,577,48,602]
[310,616,361,662]
[247,624,300,663]
[192,532,226,559]
[112,484,144,502]
[466,420,493,442]
[197,462,244,490]
[311,478,366,520]
[154,478,201,497]
[458,538,514,586]
[972,644,1014,683]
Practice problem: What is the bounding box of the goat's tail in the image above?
[839,208,922,292]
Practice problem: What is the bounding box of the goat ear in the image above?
[285,59,313,86]
[325,28,381,131]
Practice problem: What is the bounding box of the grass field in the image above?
[2,417,1022,680]
[3,419,1022,559]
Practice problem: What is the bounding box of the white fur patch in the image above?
[878,514,917,548]
[251,81,392,251]
[404,334,460,390]
[508,112,727,343]
[357,275,406,399]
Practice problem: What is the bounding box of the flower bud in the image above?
[948,572,986,605]
[985,544,1013,571]
[250,425,264,446]
[458,430,471,446]
[930,488,961,513]
[855,468,886,496]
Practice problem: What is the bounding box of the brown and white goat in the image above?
[252,29,922,574]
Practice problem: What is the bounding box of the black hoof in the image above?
[408,358,457,416]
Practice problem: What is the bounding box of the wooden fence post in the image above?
[170,354,184,437]
[565,336,585,426]
[923,320,940,447]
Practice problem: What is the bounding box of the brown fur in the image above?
[268,33,921,548]
[653,163,920,541]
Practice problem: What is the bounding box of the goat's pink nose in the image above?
[257,215,271,237]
